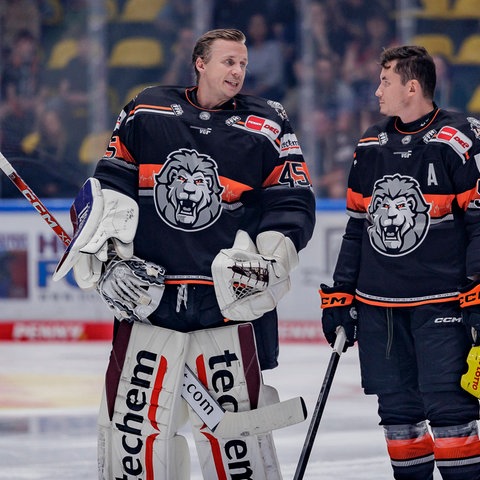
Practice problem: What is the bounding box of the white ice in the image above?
[0,341,442,479]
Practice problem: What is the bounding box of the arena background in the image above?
[1,0,479,341]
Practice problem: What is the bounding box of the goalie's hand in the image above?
[52,178,139,289]
[211,230,298,321]
[97,255,166,323]
[319,283,357,352]
[459,279,480,345]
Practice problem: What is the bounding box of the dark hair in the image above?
[191,28,246,83]
[379,45,436,100]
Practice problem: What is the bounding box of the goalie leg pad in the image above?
[98,322,190,479]
[186,323,283,479]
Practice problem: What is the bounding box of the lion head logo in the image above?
[154,148,224,231]
[367,174,431,256]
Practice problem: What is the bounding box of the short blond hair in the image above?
[191,28,246,83]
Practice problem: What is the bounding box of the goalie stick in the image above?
[293,327,347,480]
[0,150,307,437]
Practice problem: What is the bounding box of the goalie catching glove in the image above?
[458,279,480,345]
[211,230,298,321]
[96,256,166,323]
[319,283,357,351]
[52,178,139,289]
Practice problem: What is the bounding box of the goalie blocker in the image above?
[99,320,306,479]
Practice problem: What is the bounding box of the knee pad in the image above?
[98,321,190,480]
[187,323,283,480]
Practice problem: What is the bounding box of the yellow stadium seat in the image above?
[119,0,165,22]
[78,131,111,164]
[47,38,78,69]
[467,85,480,113]
[455,35,480,64]
[108,37,163,68]
[411,34,455,61]
[415,0,451,18]
[451,0,480,18]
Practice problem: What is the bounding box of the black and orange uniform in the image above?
[333,106,480,479]
[93,85,316,370]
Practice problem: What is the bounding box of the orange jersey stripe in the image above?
[106,135,135,164]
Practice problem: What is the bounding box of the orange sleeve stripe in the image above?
[346,188,368,212]
[457,185,480,210]
[387,435,434,460]
[107,135,135,164]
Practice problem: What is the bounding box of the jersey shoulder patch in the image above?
[435,125,472,155]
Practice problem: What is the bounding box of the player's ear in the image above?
[195,57,205,73]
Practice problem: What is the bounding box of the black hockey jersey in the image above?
[334,107,480,306]
[94,86,316,284]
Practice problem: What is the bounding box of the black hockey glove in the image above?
[319,283,357,352]
[459,279,480,346]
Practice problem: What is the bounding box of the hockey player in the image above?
[320,45,480,479]
[53,28,315,479]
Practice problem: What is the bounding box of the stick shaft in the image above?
[293,328,346,480]
[0,151,71,246]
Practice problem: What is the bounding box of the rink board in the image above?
[0,199,347,342]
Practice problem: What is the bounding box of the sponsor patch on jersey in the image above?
[436,126,472,155]
[279,133,302,157]
[468,116,480,139]
[245,115,281,141]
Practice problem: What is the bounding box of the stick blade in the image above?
[213,396,307,438]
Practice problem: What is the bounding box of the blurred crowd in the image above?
[0,0,479,199]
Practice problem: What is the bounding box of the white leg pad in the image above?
[186,323,283,480]
[97,321,190,479]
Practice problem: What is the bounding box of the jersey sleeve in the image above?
[92,100,139,198]
[255,109,316,252]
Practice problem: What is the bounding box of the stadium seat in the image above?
[47,38,78,69]
[451,0,480,18]
[108,37,164,68]
[78,131,111,164]
[455,35,480,64]
[415,0,451,18]
[410,34,455,61]
[119,0,166,22]
[467,85,480,113]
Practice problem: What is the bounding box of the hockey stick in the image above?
[0,152,71,246]
[293,326,347,480]
[0,150,307,437]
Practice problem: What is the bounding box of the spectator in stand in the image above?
[212,0,266,33]
[160,27,196,86]
[0,0,41,53]
[154,0,193,51]
[313,56,356,198]
[56,34,107,165]
[308,0,352,65]
[342,11,397,133]
[0,29,47,157]
[242,12,286,101]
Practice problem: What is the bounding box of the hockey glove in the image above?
[459,279,480,345]
[211,230,298,321]
[96,255,166,323]
[319,283,357,351]
[52,178,139,289]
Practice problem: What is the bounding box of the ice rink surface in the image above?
[0,340,443,479]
